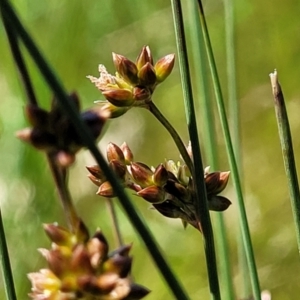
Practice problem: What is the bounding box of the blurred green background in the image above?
[1,0,300,299]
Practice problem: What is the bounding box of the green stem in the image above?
[148,102,193,172]
[270,70,300,253]
[105,198,123,247]
[171,0,220,299]
[0,209,17,300]
[186,0,235,298]
[196,1,261,298]
[0,2,190,298]
[47,154,80,232]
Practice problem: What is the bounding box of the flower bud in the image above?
[154,54,175,83]
[43,223,74,247]
[208,195,231,211]
[109,160,126,180]
[103,255,132,278]
[133,86,151,102]
[86,165,106,181]
[177,165,190,186]
[94,101,129,118]
[135,46,153,70]
[25,105,49,128]
[137,186,166,204]
[107,143,125,163]
[112,53,138,85]
[138,62,157,86]
[97,181,115,197]
[130,162,153,187]
[102,89,134,107]
[120,142,134,164]
[70,244,93,275]
[81,110,107,140]
[153,164,168,187]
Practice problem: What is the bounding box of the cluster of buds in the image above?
[17,93,107,167]
[28,223,149,300]
[87,143,231,230]
[87,46,175,118]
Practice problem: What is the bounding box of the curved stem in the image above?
[105,198,123,247]
[148,102,193,172]
[47,154,80,232]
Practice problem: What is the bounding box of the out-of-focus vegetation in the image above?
[1,0,300,299]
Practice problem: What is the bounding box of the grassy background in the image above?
[1,0,300,299]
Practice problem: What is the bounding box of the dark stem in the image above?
[148,102,193,172]
[171,0,220,299]
[0,210,17,300]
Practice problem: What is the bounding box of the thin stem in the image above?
[47,154,80,232]
[171,0,220,299]
[270,70,300,253]
[0,2,190,298]
[1,9,37,106]
[148,102,193,172]
[105,198,123,247]
[187,0,234,298]
[196,1,261,298]
[0,209,17,300]
[223,0,251,297]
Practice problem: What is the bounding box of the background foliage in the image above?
[1,0,300,299]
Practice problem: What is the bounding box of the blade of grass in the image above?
[170,0,220,299]
[0,1,190,298]
[223,0,251,297]
[0,209,17,300]
[186,0,234,298]
[270,70,300,253]
[196,1,261,298]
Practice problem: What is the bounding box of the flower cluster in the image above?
[17,93,107,167]
[87,46,175,118]
[28,223,149,300]
[87,143,231,230]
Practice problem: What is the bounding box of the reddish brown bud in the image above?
[138,62,157,86]
[137,186,166,204]
[208,196,231,211]
[102,89,134,107]
[107,143,125,163]
[109,160,126,180]
[153,164,168,187]
[43,223,74,247]
[97,181,114,197]
[130,162,153,187]
[133,86,151,102]
[103,255,132,278]
[120,142,134,164]
[135,46,153,70]
[112,53,138,85]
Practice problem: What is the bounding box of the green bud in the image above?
[154,53,175,83]
[135,46,153,70]
[102,89,134,107]
[138,62,157,86]
[94,101,129,118]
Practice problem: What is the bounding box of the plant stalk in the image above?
[171,0,220,299]
[270,70,300,253]
[196,1,261,299]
